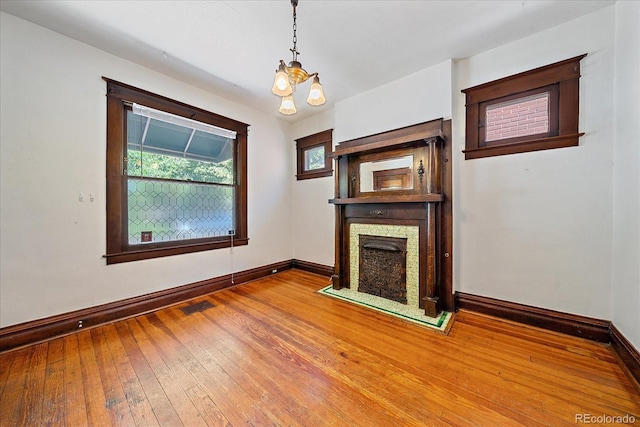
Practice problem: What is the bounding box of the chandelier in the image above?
[271,0,326,115]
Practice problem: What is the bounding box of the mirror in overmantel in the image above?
[360,155,413,192]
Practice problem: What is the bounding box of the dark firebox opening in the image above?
[358,235,408,304]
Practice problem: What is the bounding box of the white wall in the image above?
[612,0,640,349]
[453,7,616,320]
[0,12,293,327]
[334,60,453,143]
[291,109,335,267]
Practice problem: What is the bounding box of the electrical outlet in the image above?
[228,229,235,235]
[272,269,277,274]
[78,320,83,328]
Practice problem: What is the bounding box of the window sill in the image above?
[296,169,333,180]
[463,133,584,160]
[105,238,249,264]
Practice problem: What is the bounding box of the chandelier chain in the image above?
[290,2,299,61]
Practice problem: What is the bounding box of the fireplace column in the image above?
[423,136,441,317]
[424,202,439,317]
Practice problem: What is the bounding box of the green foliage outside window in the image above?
[127,149,233,184]
[305,146,325,171]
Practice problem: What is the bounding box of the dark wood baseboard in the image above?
[292,259,334,277]
[455,292,611,342]
[3,269,637,389]
[610,324,640,389]
[456,291,640,387]
[0,260,294,353]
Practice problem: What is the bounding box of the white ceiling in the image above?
[1,0,615,122]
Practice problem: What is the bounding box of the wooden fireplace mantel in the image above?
[329,194,443,205]
[329,119,445,158]
[329,118,453,317]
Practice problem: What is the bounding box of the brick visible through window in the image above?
[485,92,549,142]
[461,54,585,159]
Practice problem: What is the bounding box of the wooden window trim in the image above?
[296,129,333,180]
[462,54,586,160]
[103,78,249,264]
[373,167,412,191]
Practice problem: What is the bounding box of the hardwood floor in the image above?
[1,269,638,426]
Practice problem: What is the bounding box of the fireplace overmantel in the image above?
[328,119,445,159]
[329,118,453,317]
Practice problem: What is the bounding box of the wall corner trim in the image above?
[610,324,640,391]
[292,259,334,277]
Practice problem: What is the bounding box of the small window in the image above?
[462,54,586,159]
[304,145,326,171]
[296,129,333,180]
[104,78,249,264]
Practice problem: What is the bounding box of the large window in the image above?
[104,78,249,264]
[462,54,586,159]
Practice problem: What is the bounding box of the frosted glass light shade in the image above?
[306,76,326,106]
[279,95,297,115]
[272,64,293,96]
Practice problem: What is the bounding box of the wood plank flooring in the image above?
[1,269,638,426]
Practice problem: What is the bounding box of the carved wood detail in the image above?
[329,118,454,316]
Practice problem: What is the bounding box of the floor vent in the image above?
[180,300,214,315]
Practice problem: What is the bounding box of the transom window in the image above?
[104,78,249,264]
[462,54,585,159]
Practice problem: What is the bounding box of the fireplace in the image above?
[329,119,454,317]
[350,224,420,309]
[358,235,408,304]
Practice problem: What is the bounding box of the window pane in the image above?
[127,148,233,185]
[485,92,549,142]
[304,145,325,171]
[127,177,234,244]
[127,110,234,163]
